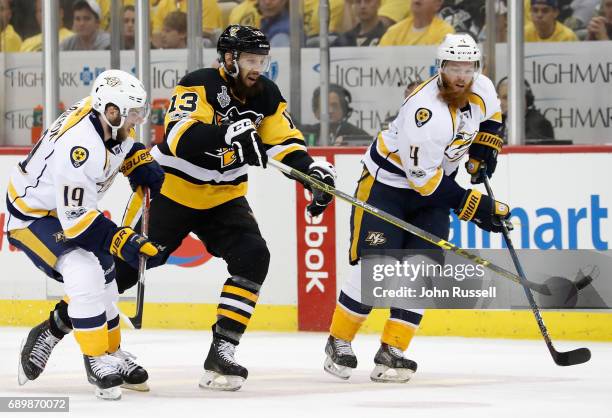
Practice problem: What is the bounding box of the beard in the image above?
[229,71,265,99]
[438,74,474,108]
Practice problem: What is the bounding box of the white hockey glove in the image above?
[224,119,268,168]
[306,161,337,217]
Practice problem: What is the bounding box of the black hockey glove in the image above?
[455,189,512,233]
[306,161,337,217]
[120,143,165,198]
[106,227,164,270]
[224,119,268,168]
[465,132,503,184]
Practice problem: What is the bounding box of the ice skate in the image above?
[109,348,149,392]
[324,335,357,380]
[199,338,247,391]
[18,320,61,385]
[83,354,124,400]
[370,343,417,383]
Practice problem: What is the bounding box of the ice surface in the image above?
[1,327,610,417]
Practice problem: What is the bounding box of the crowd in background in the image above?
[1,0,612,52]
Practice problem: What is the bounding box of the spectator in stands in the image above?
[61,0,110,51]
[304,0,344,45]
[95,0,161,32]
[0,0,21,52]
[378,0,411,28]
[524,0,578,41]
[259,0,290,46]
[151,0,222,48]
[564,0,600,37]
[587,0,612,39]
[301,84,370,146]
[160,10,187,48]
[440,0,486,40]
[496,77,555,142]
[229,0,261,27]
[334,0,387,46]
[20,0,73,52]
[122,5,135,50]
[379,0,454,46]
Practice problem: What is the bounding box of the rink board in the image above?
[0,146,610,340]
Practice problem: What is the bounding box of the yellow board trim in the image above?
[8,228,58,268]
[63,210,100,239]
[217,308,250,326]
[161,172,248,210]
[222,285,258,302]
[350,171,376,263]
[1,300,611,341]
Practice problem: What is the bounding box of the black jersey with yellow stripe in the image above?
[153,67,312,210]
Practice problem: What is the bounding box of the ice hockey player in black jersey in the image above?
[25,25,337,392]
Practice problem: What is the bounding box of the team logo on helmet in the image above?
[415,108,432,127]
[70,146,89,168]
[104,76,121,87]
[230,26,240,37]
[217,86,231,108]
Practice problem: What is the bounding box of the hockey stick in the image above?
[268,158,550,295]
[483,175,591,366]
[128,186,150,329]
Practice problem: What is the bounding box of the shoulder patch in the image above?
[70,146,89,168]
[415,108,432,127]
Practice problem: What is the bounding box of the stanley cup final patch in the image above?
[70,146,89,168]
[415,107,432,127]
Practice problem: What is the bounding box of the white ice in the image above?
[1,327,610,418]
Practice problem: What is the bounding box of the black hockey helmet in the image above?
[217,25,270,56]
[217,25,270,78]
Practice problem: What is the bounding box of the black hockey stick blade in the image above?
[553,347,591,366]
[128,280,145,329]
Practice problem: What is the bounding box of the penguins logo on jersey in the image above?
[415,108,432,127]
[215,107,264,127]
[205,147,237,168]
[70,146,89,168]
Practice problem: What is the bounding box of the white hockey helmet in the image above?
[436,33,481,78]
[91,69,149,139]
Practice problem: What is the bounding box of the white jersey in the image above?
[6,97,134,239]
[363,74,502,195]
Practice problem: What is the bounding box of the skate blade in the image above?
[323,356,353,380]
[198,371,245,392]
[370,364,414,383]
[94,386,122,400]
[17,338,29,386]
[121,382,150,392]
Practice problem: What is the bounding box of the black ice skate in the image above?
[109,348,149,392]
[199,338,248,391]
[83,354,124,400]
[324,335,357,380]
[18,320,61,385]
[370,343,417,383]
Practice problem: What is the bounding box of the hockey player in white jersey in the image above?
[324,34,512,382]
[6,70,164,400]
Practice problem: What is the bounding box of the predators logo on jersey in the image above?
[415,108,432,127]
[365,231,387,246]
[445,131,476,162]
[70,146,89,168]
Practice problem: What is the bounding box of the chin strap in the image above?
[100,112,125,140]
[219,51,240,79]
